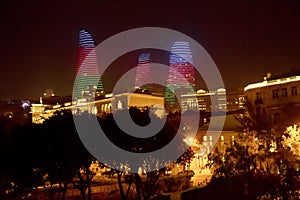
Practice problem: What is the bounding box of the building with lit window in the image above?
[226,91,245,112]
[244,75,300,124]
[180,88,243,113]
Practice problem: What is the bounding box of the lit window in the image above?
[291,86,297,96]
[272,89,279,99]
[282,88,288,97]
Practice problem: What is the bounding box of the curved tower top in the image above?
[170,41,193,65]
[76,30,98,76]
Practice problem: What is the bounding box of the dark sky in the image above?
[1,0,300,100]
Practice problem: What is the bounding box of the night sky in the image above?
[1,0,300,100]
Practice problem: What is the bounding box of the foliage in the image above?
[205,109,300,199]
[0,110,99,200]
[0,107,196,200]
[206,142,256,180]
[99,109,196,200]
[204,130,300,199]
[282,125,300,158]
[181,173,300,200]
[175,147,195,170]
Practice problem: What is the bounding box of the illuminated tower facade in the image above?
[74,30,104,99]
[164,42,196,111]
[135,53,153,90]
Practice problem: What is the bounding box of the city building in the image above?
[31,96,73,124]
[31,28,245,123]
[74,30,104,100]
[31,93,164,124]
[226,91,245,112]
[181,88,244,113]
[135,53,153,90]
[244,74,300,125]
[164,42,197,112]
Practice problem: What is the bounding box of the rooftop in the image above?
[244,75,300,91]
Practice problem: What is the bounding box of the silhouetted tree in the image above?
[44,110,97,200]
[99,108,195,200]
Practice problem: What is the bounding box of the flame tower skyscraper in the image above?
[135,53,153,90]
[164,42,196,110]
[74,30,104,99]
